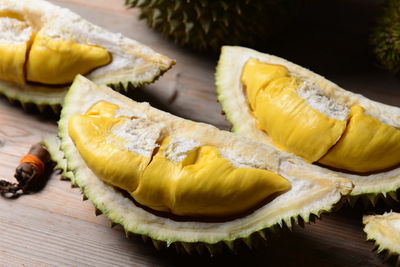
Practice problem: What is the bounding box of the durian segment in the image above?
[242,59,347,162]
[363,212,400,263]
[27,34,111,85]
[0,0,174,108]
[69,101,290,217]
[58,75,352,245]
[216,46,400,197]
[0,16,33,84]
[319,105,400,173]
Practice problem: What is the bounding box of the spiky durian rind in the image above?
[0,0,174,113]
[216,46,400,203]
[43,135,344,255]
[370,0,400,75]
[41,135,74,182]
[0,78,162,115]
[347,191,399,208]
[125,0,305,51]
[48,75,352,254]
[363,212,400,266]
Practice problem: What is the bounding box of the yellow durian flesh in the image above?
[241,59,400,173]
[135,136,290,217]
[0,14,111,85]
[68,101,291,218]
[241,59,288,108]
[319,105,400,173]
[27,34,111,85]
[0,16,33,84]
[68,102,150,192]
[242,59,347,163]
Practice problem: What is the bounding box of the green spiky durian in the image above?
[43,75,352,254]
[370,0,400,75]
[216,46,400,207]
[125,0,304,51]
[0,0,174,113]
[363,212,400,265]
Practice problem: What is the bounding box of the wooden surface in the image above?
[0,0,399,266]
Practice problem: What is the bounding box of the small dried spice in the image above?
[0,143,51,198]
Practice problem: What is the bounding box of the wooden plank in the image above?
[0,0,399,266]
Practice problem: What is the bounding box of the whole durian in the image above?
[125,0,304,51]
[370,0,400,75]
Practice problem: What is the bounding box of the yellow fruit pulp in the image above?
[27,34,111,85]
[0,14,110,85]
[319,105,400,172]
[242,59,347,163]
[241,59,400,173]
[0,42,29,84]
[68,101,291,217]
[0,16,32,84]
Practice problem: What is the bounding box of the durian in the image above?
[216,46,400,205]
[43,75,352,253]
[125,0,304,51]
[370,0,400,75]
[363,212,400,265]
[0,0,174,112]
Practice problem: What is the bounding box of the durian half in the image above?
[363,212,400,265]
[0,0,174,112]
[44,75,352,253]
[216,46,400,204]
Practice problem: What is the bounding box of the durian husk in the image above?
[370,0,400,75]
[46,75,352,254]
[0,0,174,113]
[215,46,400,206]
[125,0,305,51]
[363,212,400,265]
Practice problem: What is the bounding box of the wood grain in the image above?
[0,0,399,266]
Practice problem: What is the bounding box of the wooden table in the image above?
[0,0,399,266]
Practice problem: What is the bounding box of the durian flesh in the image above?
[55,75,351,247]
[68,101,290,217]
[241,59,400,173]
[0,13,111,85]
[216,46,400,198]
[0,0,174,108]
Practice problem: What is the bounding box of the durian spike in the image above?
[95,208,102,216]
